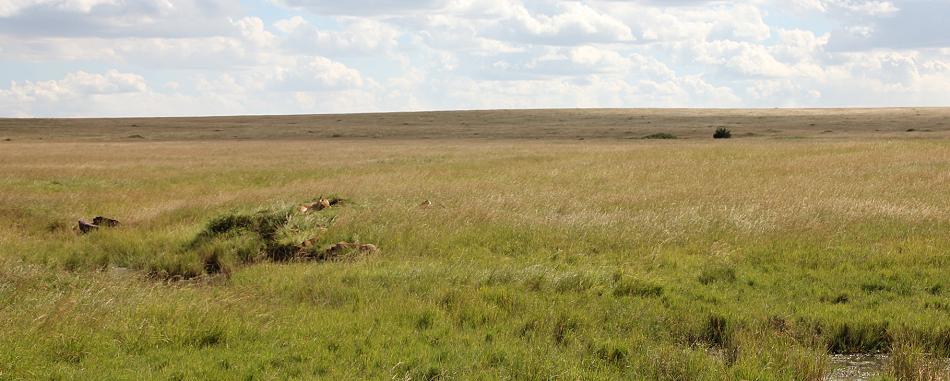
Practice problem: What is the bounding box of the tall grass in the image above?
[1,137,949,378]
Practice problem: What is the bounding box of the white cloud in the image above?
[274,16,400,55]
[826,0,899,16]
[692,40,797,78]
[0,0,120,17]
[826,1,950,50]
[266,56,365,91]
[6,69,146,100]
[484,2,635,44]
[271,0,447,16]
[0,69,148,116]
[771,29,829,62]
[0,0,239,38]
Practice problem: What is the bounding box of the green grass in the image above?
[1,113,950,379]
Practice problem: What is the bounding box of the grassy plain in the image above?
[1,108,950,380]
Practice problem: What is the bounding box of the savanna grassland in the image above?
[1,108,950,380]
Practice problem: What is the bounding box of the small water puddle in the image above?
[826,354,888,381]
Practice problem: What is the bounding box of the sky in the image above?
[0,0,949,117]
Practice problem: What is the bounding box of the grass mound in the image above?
[59,196,375,280]
[191,207,302,263]
[188,198,373,275]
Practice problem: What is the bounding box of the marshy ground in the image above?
[1,108,949,380]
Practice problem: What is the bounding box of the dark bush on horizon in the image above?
[714,127,732,139]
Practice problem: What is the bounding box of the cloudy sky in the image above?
[1,0,948,116]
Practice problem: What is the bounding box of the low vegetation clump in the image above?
[714,127,732,139]
[193,206,302,262]
[188,197,377,275]
[612,277,664,298]
[46,196,373,280]
[641,132,677,140]
[698,264,737,285]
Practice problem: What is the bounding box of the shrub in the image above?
[713,127,732,139]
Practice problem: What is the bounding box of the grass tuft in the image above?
[613,277,664,298]
[827,322,891,354]
[701,314,733,348]
[886,342,950,380]
[698,265,737,285]
[642,132,677,140]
